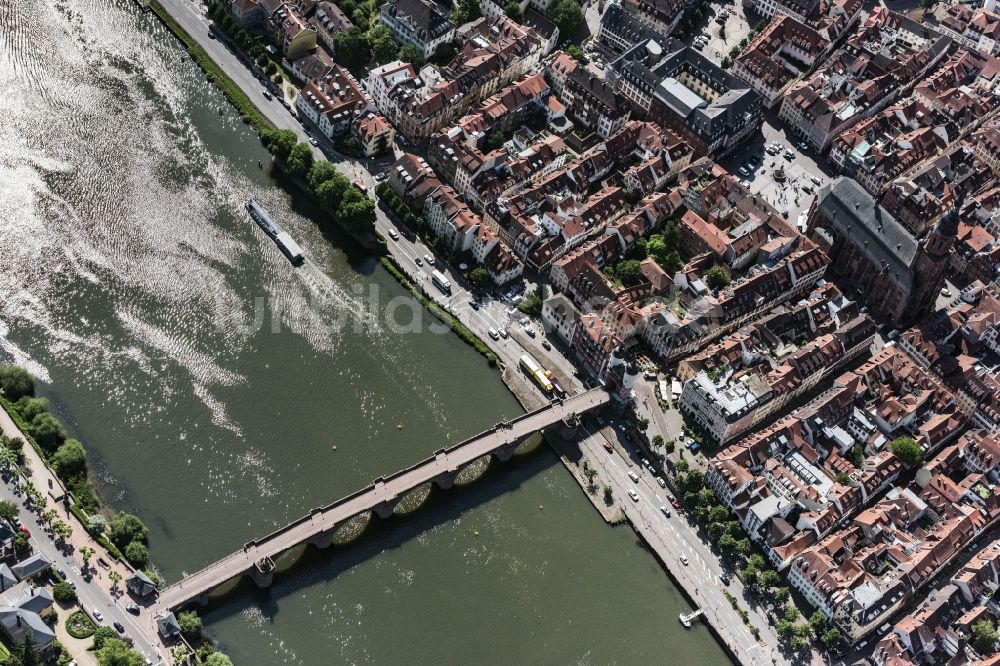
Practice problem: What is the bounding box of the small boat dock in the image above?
[679,608,704,628]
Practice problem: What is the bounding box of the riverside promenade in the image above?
[151,389,608,614]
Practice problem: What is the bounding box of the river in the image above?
[0,0,729,663]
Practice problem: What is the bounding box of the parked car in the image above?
[387,228,399,241]
[424,254,435,266]
[113,621,125,634]
[541,340,552,351]
[660,505,671,517]
[656,476,666,488]
[262,90,272,100]
[498,329,509,339]
[628,471,640,483]
[92,609,104,623]
[352,180,368,194]
[126,603,140,615]
[308,137,318,147]
[680,555,689,565]
[628,490,640,502]
[670,497,681,509]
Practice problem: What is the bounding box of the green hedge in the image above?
[65,611,96,639]
[149,1,276,135]
[378,257,500,367]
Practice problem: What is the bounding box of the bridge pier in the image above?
[494,441,521,462]
[308,531,334,550]
[433,470,458,490]
[555,413,581,440]
[374,498,400,519]
[250,556,275,588]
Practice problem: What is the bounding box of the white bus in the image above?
[432,270,451,294]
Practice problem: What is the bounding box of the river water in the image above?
[0,0,729,663]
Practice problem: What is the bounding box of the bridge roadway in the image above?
[152,388,610,614]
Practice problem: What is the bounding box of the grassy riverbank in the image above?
[378,256,501,368]
[0,370,153,577]
[149,1,275,135]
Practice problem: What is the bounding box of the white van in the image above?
[488,328,500,340]
[628,471,640,483]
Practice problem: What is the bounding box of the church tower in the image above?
[904,194,960,323]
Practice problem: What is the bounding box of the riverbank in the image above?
[149,0,274,135]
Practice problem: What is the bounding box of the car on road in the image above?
[670,497,681,510]
[470,300,479,310]
[660,505,671,517]
[738,166,749,177]
[262,90,272,100]
[387,228,399,241]
[602,441,613,453]
[680,555,689,566]
[308,137,318,147]
[424,254,435,266]
[628,471,640,483]
[91,609,104,623]
[641,458,651,469]
[655,476,666,488]
[352,180,368,194]
[208,31,216,39]
[498,329,509,339]
[488,328,500,341]
[18,527,29,538]
[541,341,552,351]
[126,603,140,615]
[628,489,640,502]
[525,327,536,338]
[941,287,952,297]
[113,621,125,634]
[414,257,423,266]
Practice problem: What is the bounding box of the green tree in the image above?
[264,61,277,76]
[52,581,77,603]
[835,471,851,484]
[776,619,796,639]
[504,0,524,20]
[452,0,482,24]
[307,161,340,190]
[108,570,122,591]
[30,413,67,452]
[808,610,827,634]
[742,566,758,587]
[890,436,923,467]
[316,173,351,210]
[0,500,18,523]
[774,587,791,604]
[13,396,49,423]
[398,44,425,68]
[782,603,799,623]
[468,267,491,290]
[675,459,689,474]
[603,485,613,502]
[52,439,87,481]
[665,440,675,454]
[203,653,236,666]
[0,366,34,401]
[285,142,314,179]
[18,633,40,666]
[549,0,583,38]
[820,627,842,649]
[109,512,148,549]
[850,443,866,468]
[13,531,30,556]
[178,610,203,641]
[718,533,737,555]
[565,44,584,61]
[616,259,644,286]
[704,265,731,290]
[262,129,298,162]
[80,546,96,568]
[337,191,376,235]
[334,27,371,70]
[125,540,149,567]
[758,569,779,589]
[96,638,145,666]
[721,56,732,69]
[368,24,399,64]
[708,522,726,540]
[973,620,998,654]
[790,636,808,653]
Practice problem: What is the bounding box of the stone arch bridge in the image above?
[151,389,610,614]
